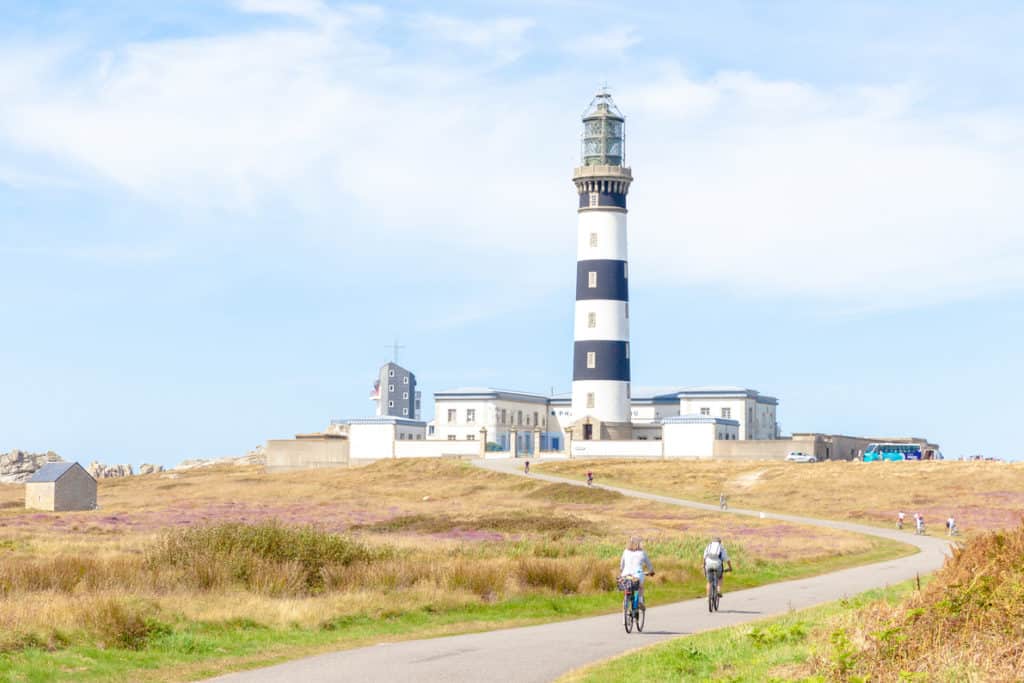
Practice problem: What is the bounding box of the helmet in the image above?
[712,536,722,543]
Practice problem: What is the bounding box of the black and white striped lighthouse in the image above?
[571,89,632,440]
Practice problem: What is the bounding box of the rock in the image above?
[175,448,266,470]
[0,450,64,483]
[87,461,134,479]
[138,463,164,476]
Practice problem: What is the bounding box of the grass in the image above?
[0,459,916,681]
[536,459,1024,534]
[559,580,920,683]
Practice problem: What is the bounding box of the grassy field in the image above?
[0,459,909,682]
[566,520,1024,682]
[536,459,1024,534]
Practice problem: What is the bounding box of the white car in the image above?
[785,451,817,463]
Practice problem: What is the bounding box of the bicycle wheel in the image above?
[623,594,633,633]
[708,574,718,612]
[636,605,645,632]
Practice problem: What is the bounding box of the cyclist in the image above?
[703,536,732,599]
[586,471,594,487]
[897,511,906,529]
[619,535,654,606]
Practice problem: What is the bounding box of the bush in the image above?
[84,598,168,650]
[148,521,380,594]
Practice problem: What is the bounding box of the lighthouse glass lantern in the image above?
[581,89,625,167]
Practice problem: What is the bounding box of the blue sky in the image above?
[2,1,1023,466]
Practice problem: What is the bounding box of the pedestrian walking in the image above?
[524,460,530,475]
[719,492,728,510]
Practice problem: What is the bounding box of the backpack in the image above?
[704,542,723,570]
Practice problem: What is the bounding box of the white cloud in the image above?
[1,14,1023,309]
[563,26,640,61]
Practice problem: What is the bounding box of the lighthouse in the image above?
[570,89,633,441]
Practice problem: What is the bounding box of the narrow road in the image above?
[205,459,951,683]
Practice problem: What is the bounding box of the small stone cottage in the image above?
[25,462,97,511]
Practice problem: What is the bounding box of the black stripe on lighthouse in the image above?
[573,340,631,381]
[576,260,628,301]
[578,192,627,209]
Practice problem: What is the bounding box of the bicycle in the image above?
[706,566,731,613]
[618,572,653,633]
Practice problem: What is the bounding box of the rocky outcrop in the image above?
[138,463,164,476]
[0,450,64,483]
[175,447,266,470]
[87,461,134,479]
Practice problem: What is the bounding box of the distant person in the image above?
[524,460,530,475]
[897,511,906,529]
[947,516,957,536]
[915,513,925,535]
[619,536,654,606]
[586,471,594,487]
[703,536,732,599]
[719,492,728,510]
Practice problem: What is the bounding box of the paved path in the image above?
[206,459,951,683]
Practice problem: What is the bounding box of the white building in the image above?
[429,385,776,453]
[677,387,779,440]
[429,388,560,453]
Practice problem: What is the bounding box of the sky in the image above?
[2,1,1023,467]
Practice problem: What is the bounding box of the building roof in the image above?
[661,414,741,427]
[331,417,426,426]
[678,386,779,405]
[434,387,549,404]
[27,462,92,483]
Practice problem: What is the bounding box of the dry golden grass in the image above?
[804,520,1024,681]
[538,459,1024,533]
[0,458,880,653]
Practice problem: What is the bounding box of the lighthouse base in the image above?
[568,417,634,442]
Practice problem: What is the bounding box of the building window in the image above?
[589,232,598,247]
[722,407,731,418]
[403,376,409,384]
[448,435,456,441]
[467,409,476,423]
[402,392,408,399]
[402,408,408,416]
[587,312,596,328]
[389,369,394,377]
[589,192,598,207]
[624,263,628,279]
[447,409,456,423]
[388,400,394,408]
[700,407,710,416]
[467,434,475,441]
[517,410,523,425]
[500,408,506,424]
[588,271,597,288]
[586,351,596,368]
[525,414,530,426]
[533,411,539,427]
[625,342,629,359]
[428,425,435,435]
[586,392,595,409]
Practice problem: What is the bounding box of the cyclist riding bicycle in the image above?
[703,536,732,599]
[619,536,654,606]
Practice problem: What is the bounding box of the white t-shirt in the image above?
[620,549,652,577]
[703,541,729,563]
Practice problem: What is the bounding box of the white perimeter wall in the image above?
[570,440,663,458]
[348,423,397,460]
[394,440,479,458]
[662,422,732,458]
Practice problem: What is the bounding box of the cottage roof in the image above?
[27,462,92,483]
